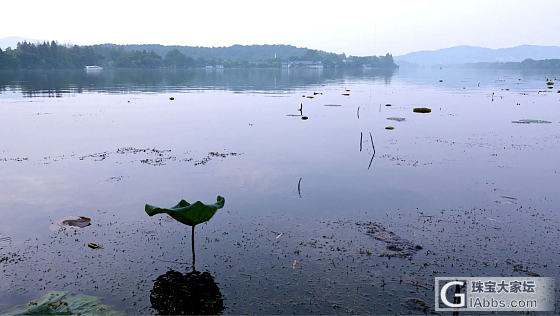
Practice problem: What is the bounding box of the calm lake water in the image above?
[1,68,559,314]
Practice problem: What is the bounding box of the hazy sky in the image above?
[1,0,559,56]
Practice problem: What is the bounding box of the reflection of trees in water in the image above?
[150,269,224,315]
[0,68,395,97]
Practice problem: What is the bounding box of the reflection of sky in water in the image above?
[0,69,559,314]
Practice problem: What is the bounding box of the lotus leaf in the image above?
[145,196,225,226]
[4,291,122,315]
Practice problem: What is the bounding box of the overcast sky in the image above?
[1,0,559,56]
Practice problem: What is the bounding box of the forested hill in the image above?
[0,41,397,70]
[96,44,308,61]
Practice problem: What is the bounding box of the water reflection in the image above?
[150,269,224,315]
[0,68,395,97]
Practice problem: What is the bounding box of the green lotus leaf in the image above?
[5,291,122,315]
[145,196,225,226]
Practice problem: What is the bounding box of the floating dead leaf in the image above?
[301,116,309,120]
[169,97,175,100]
[87,242,103,249]
[342,93,350,96]
[60,216,91,228]
[306,96,314,99]
[385,126,395,130]
[413,107,431,113]
[385,104,392,107]
[292,260,297,269]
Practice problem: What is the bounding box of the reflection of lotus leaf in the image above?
[145,196,225,226]
[150,270,224,315]
[5,291,122,315]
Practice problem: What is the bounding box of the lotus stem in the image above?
[191,225,196,271]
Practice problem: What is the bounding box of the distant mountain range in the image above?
[395,45,560,66]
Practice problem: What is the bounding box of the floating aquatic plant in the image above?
[4,291,122,316]
[511,119,552,124]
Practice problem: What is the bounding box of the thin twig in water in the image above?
[357,106,360,119]
[360,132,363,152]
[298,177,302,198]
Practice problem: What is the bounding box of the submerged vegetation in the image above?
[0,41,397,70]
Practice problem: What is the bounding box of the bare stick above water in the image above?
[357,106,360,119]
[369,132,375,155]
[298,177,302,198]
[368,132,376,170]
[360,132,363,152]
